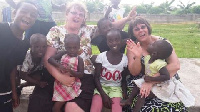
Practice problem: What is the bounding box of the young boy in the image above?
[17,34,48,95]
[104,0,125,22]
[0,1,37,111]
[91,18,129,53]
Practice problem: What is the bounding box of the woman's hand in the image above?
[140,82,153,98]
[126,39,142,59]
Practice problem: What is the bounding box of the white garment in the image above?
[134,77,195,107]
[95,51,128,87]
[108,7,125,22]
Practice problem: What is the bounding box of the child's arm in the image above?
[104,6,112,19]
[68,56,84,78]
[48,51,67,73]
[94,63,112,109]
[121,67,128,99]
[10,67,19,108]
[20,71,48,88]
[144,67,170,82]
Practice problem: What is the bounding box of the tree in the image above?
[85,0,104,13]
[158,0,175,14]
[136,2,154,14]
[177,1,195,14]
[192,5,200,14]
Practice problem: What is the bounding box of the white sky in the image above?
[0,0,200,7]
[104,0,200,7]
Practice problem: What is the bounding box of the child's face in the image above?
[106,31,121,52]
[31,39,47,58]
[13,2,38,31]
[64,39,80,57]
[99,20,112,36]
[147,42,157,57]
[110,0,121,5]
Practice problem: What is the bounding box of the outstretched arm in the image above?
[5,0,17,9]
[112,6,137,30]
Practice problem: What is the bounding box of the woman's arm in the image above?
[166,49,180,78]
[44,46,75,86]
[126,39,142,75]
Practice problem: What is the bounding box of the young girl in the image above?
[17,34,48,95]
[121,40,195,112]
[48,34,84,112]
[90,29,128,112]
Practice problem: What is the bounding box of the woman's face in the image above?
[133,24,150,42]
[66,7,85,28]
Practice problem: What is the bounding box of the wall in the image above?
[52,12,200,23]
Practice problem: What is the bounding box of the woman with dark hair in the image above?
[124,17,189,112]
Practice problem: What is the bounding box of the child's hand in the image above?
[12,92,20,108]
[102,93,113,109]
[122,92,128,100]
[107,6,112,14]
[144,76,153,82]
[59,65,68,73]
[39,81,48,88]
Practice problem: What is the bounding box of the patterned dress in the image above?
[52,54,81,101]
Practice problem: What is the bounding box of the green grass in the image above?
[58,21,200,58]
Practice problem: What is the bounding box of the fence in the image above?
[1,11,200,23]
[52,12,200,23]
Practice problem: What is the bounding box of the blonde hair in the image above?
[66,2,88,19]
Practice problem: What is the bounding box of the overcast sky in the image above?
[105,0,200,7]
[0,0,200,7]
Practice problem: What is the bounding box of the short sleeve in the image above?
[21,51,33,72]
[46,26,66,51]
[95,52,104,64]
[153,60,167,71]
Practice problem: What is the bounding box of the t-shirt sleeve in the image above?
[154,60,167,71]
[95,52,103,64]
[21,53,32,72]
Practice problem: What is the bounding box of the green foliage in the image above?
[158,0,175,14]
[192,5,200,14]
[177,1,195,14]
[85,0,104,13]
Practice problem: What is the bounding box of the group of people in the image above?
[0,0,195,112]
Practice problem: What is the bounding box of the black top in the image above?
[91,31,129,53]
[0,23,30,93]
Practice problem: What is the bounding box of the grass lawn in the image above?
[89,22,200,58]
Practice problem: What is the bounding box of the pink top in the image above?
[52,54,81,101]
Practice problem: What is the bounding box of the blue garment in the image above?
[2,7,12,22]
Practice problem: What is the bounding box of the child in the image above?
[0,1,37,111]
[104,0,125,22]
[91,18,129,53]
[90,29,128,112]
[121,40,195,112]
[48,34,84,112]
[17,33,48,95]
